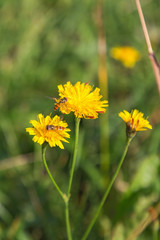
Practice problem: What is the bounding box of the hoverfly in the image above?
[46,125,65,131]
[53,97,67,111]
[46,96,67,111]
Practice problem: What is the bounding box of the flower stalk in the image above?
[81,136,133,240]
[42,143,65,201]
[67,117,81,196]
[65,117,80,240]
[42,143,72,239]
[65,201,72,240]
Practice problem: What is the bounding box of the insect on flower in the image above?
[46,125,65,131]
[56,81,108,119]
[53,97,67,111]
[26,114,70,148]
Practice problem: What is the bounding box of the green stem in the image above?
[65,202,72,240]
[64,117,80,240]
[67,117,81,196]
[81,137,133,240]
[42,143,65,201]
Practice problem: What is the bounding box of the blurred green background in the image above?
[0,0,160,239]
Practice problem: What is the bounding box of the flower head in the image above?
[26,114,70,149]
[110,46,141,68]
[54,81,108,119]
[119,109,152,138]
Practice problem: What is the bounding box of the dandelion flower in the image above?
[119,109,152,138]
[54,81,108,119]
[110,46,141,68]
[26,114,70,149]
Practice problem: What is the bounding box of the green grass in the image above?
[0,0,159,239]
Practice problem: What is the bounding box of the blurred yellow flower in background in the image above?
[26,114,70,149]
[55,81,108,119]
[119,109,152,137]
[110,46,141,68]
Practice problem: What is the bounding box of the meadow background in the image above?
[0,0,160,239]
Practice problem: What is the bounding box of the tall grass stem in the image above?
[135,0,160,93]
[96,0,110,180]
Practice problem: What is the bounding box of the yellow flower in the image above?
[119,109,152,138]
[54,81,108,119]
[110,46,141,68]
[26,114,70,149]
